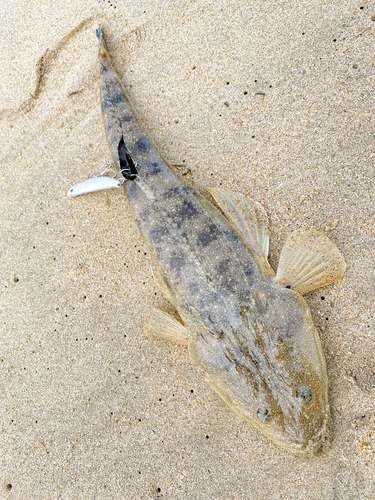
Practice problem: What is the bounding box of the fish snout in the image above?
[281,403,330,454]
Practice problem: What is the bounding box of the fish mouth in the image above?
[284,402,331,455]
[304,403,330,454]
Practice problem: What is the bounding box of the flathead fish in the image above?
[97,27,346,453]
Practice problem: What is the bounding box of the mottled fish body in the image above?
[97,27,346,454]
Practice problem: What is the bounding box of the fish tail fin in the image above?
[97,28,165,179]
[96,25,111,64]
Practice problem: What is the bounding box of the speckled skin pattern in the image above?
[98,28,329,454]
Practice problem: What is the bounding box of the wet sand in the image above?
[1,1,374,498]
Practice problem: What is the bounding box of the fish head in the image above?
[189,283,329,454]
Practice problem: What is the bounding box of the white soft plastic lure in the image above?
[67,176,124,197]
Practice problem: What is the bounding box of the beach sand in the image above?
[1,1,374,498]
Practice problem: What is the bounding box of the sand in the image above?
[1,1,374,498]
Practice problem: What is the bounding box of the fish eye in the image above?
[298,386,313,404]
[257,407,272,423]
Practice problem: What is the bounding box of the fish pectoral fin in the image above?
[207,188,270,261]
[274,228,346,295]
[143,308,189,346]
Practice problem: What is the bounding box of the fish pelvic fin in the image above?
[207,188,273,273]
[144,308,189,346]
[275,228,346,295]
[150,261,176,304]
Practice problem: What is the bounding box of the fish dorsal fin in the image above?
[275,228,346,295]
[143,308,189,346]
[207,188,270,261]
